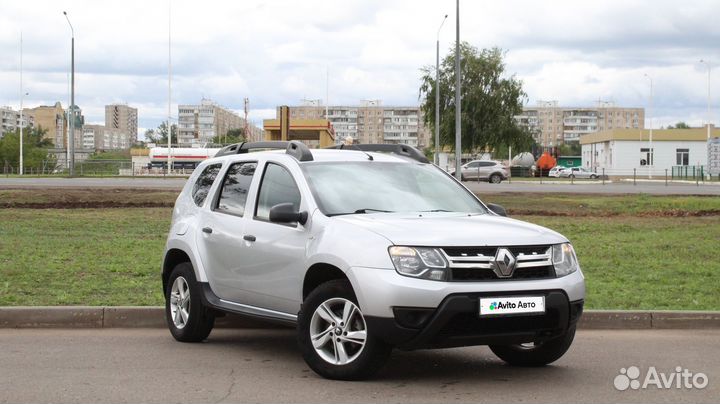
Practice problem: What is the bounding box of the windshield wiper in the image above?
[420,209,451,212]
[353,208,393,214]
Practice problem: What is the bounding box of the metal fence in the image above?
[3,159,197,177]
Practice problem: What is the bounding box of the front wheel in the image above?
[298,280,392,380]
[165,262,215,342]
[489,325,576,366]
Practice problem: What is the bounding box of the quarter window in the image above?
[255,163,302,221]
[215,162,257,216]
[192,163,222,207]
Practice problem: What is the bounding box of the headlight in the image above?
[388,246,449,281]
[552,243,579,277]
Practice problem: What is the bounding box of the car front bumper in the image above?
[346,267,585,349]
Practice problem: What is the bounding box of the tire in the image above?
[590,174,597,179]
[489,173,502,184]
[165,262,215,342]
[489,325,576,366]
[461,174,466,181]
[298,280,392,380]
[569,174,575,179]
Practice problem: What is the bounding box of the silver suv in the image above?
[162,141,585,380]
[451,160,508,183]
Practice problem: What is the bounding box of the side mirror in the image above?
[486,203,508,217]
[269,203,308,225]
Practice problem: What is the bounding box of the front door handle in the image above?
[243,235,256,242]
[202,227,213,234]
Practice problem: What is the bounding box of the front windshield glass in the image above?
[302,162,487,216]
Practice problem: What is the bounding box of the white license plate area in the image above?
[479,296,545,316]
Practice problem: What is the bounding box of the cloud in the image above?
[0,0,718,133]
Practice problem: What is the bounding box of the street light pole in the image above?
[19,32,23,176]
[454,0,462,180]
[63,11,75,176]
[435,14,447,166]
[644,73,653,179]
[700,59,711,140]
[167,0,173,173]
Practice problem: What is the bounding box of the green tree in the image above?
[0,127,56,171]
[213,128,246,145]
[419,43,534,153]
[558,143,581,156]
[144,121,177,145]
[668,122,691,129]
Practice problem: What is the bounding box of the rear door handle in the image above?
[243,235,256,242]
[202,227,213,234]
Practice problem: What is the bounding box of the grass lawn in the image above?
[0,208,168,306]
[0,189,718,310]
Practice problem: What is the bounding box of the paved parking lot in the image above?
[0,328,716,403]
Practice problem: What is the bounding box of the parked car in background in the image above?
[548,166,566,178]
[450,160,508,183]
[558,167,599,179]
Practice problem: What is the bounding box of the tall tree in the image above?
[419,43,534,153]
[213,128,246,145]
[144,121,177,145]
[0,127,55,170]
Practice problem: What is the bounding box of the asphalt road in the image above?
[0,328,716,403]
[1,176,719,195]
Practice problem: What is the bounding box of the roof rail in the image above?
[214,140,314,162]
[326,143,429,163]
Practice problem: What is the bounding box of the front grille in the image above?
[441,245,556,281]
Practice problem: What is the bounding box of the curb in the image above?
[1,307,719,329]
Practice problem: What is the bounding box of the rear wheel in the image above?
[165,262,215,342]
[489,173,503,184]
[298,280,392,380]
[590,174,598,179]
[489,326,576,366]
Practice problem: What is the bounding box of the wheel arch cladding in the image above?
[162,249,192,291]
[303,263,351,300]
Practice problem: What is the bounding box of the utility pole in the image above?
[244,97,250,141]
[435,14,448,165]
[19,32,23,176]
[167,0,173,173]
[644,74,653,178]
[63,12,75,176]
[700,60,711,139]
[454,0,462,180]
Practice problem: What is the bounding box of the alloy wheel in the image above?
[170,276,191,329]
[309,298,367,365]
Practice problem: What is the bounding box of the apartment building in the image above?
[105,104,138,144]
[285,100,430,148]
[516,101,644,146]
[22,102,67,146]
[0,106,34,135]
[83,124,131,151]
[178,99,245,145]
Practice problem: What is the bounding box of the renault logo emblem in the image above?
[493,248,517,278]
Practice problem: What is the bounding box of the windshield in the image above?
[302,162,488,216]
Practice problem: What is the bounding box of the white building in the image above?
[178,99,245,145]
[83,124,131,151]
[580,128,717,176]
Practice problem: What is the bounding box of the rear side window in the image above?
[215,162,257,216]
[255,163,301,221]
[192,163,222,207]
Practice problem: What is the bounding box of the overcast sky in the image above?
[1,0,719,137]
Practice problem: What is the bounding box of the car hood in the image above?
[334,212,567,246]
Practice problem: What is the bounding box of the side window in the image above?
[465,162,479,168]
[479,161,494,167]
[192,163,222,207]
[215,162,257,216]
[255,163,301,221]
